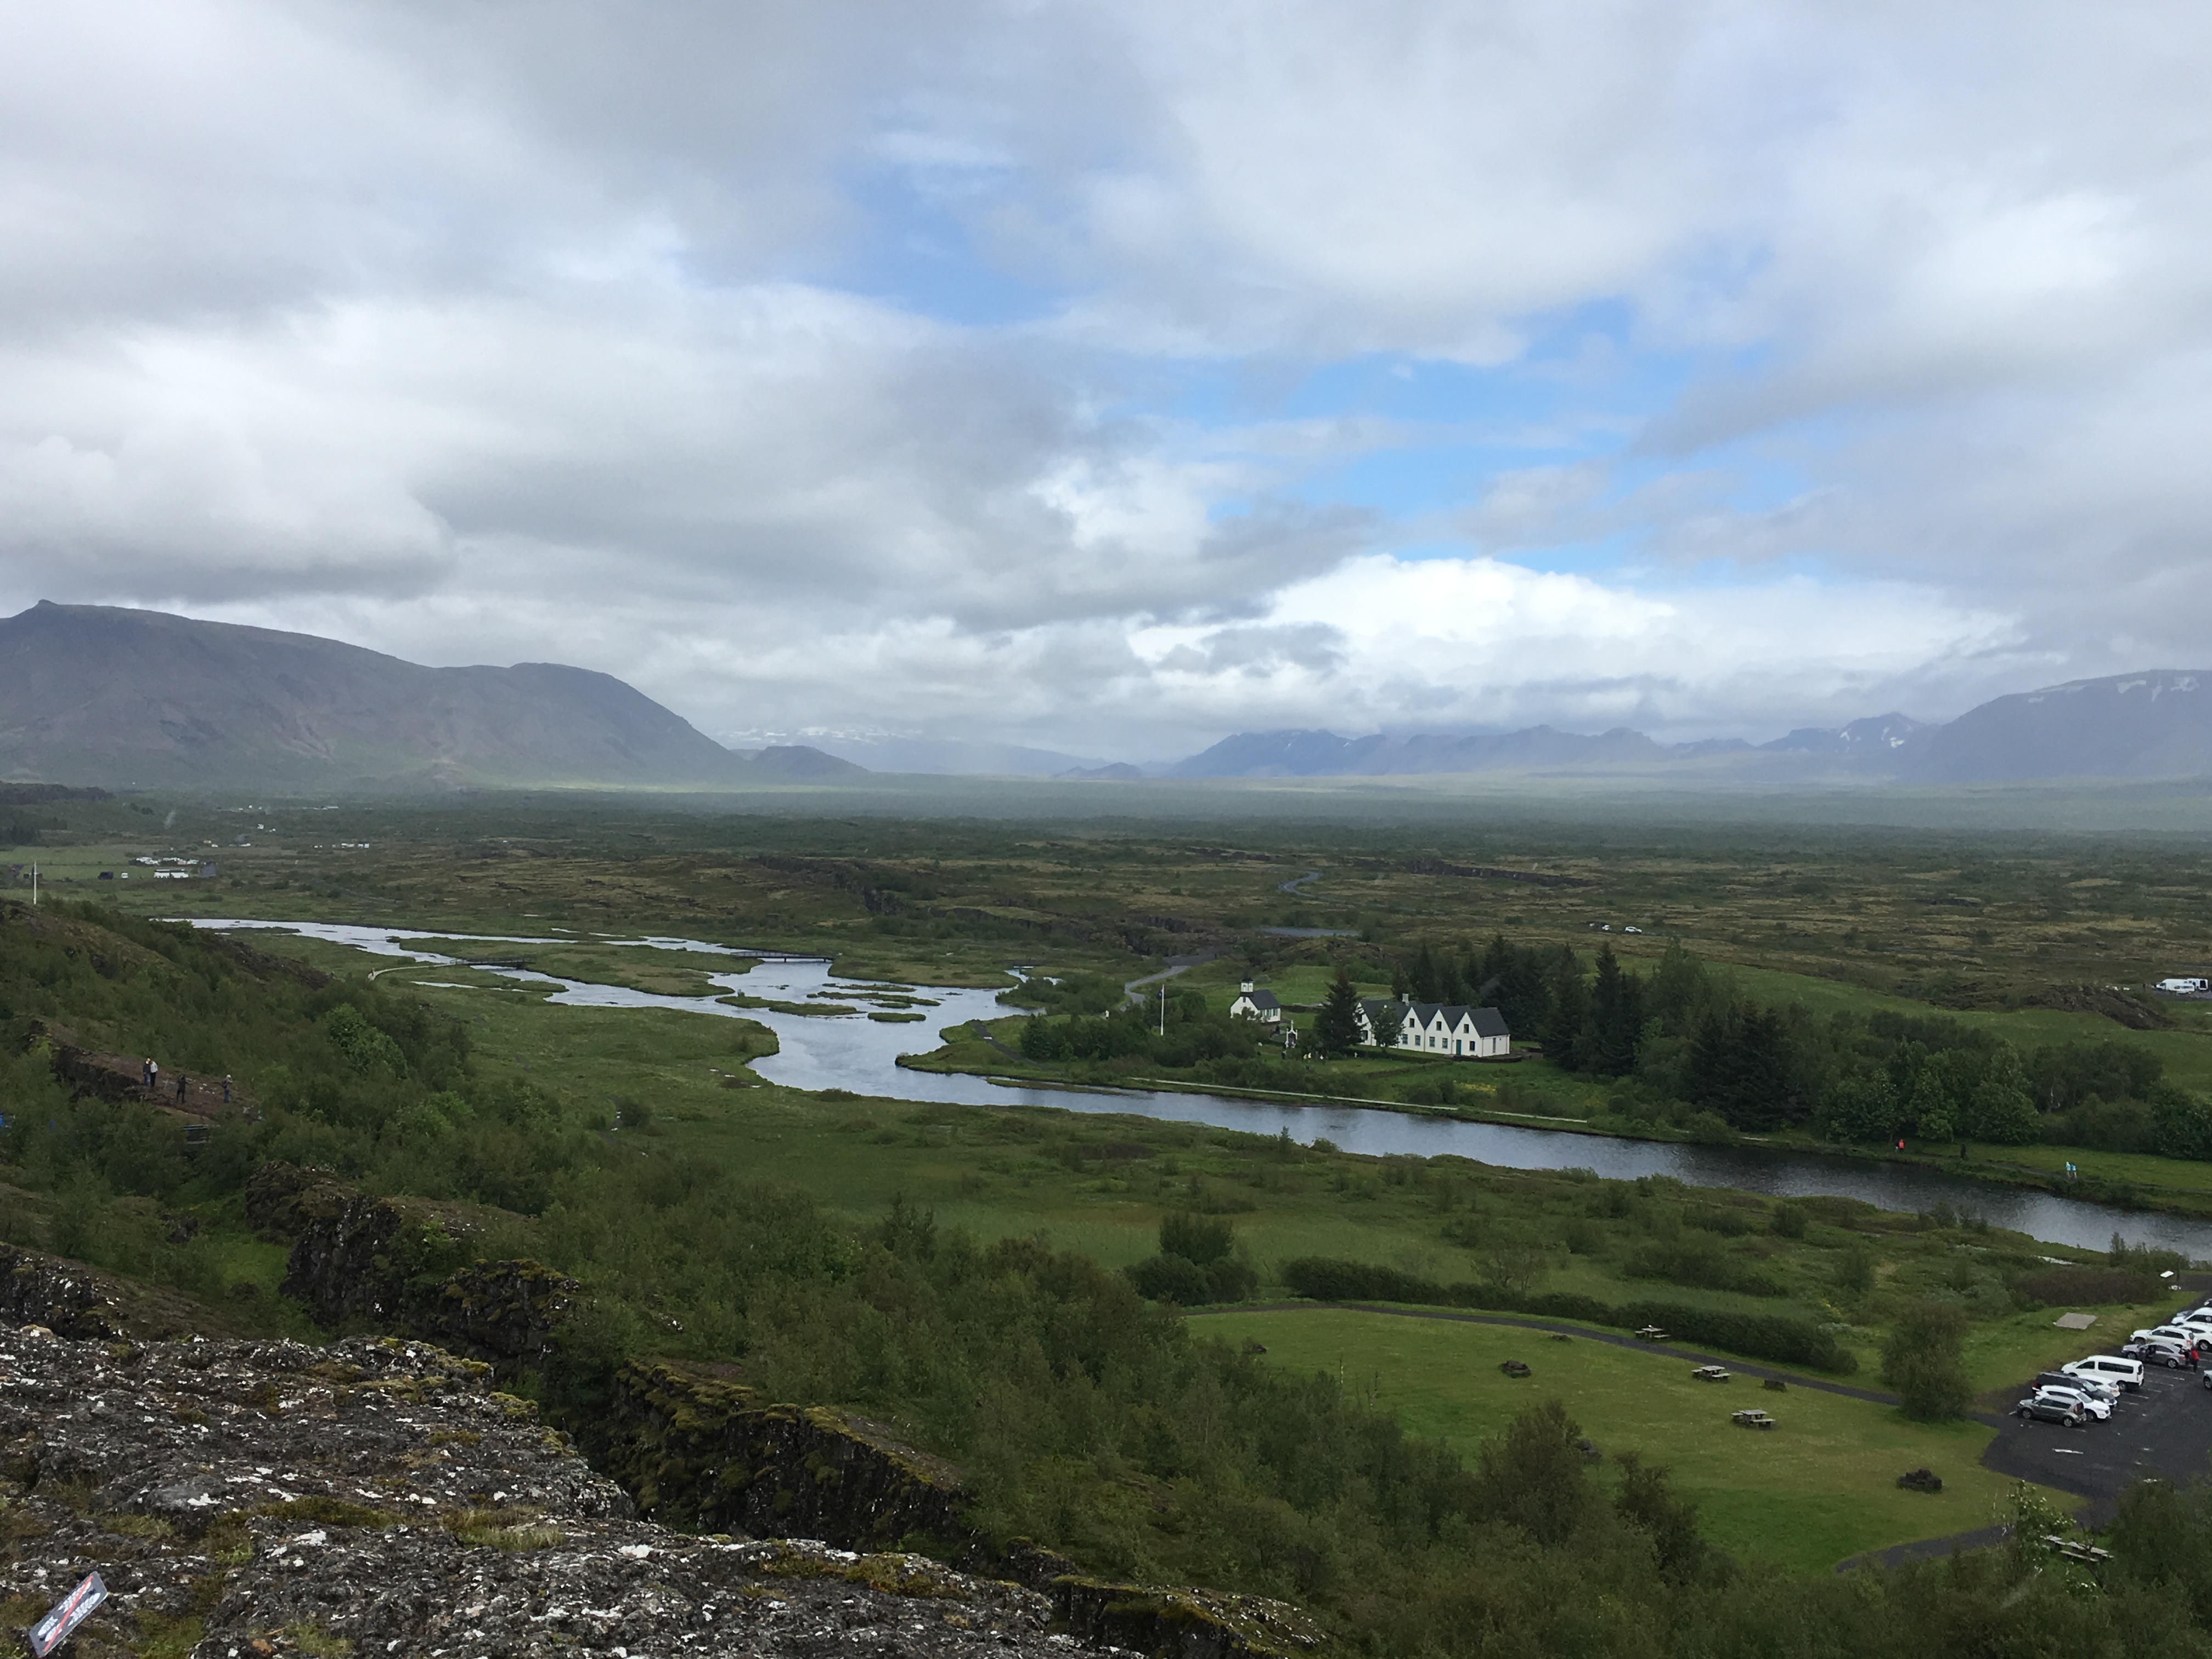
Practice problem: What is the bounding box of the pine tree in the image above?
[1493,943,1549,1036]
[1586,945,1642,1077]
[1314,966,1365,1058]
[1410,941,1443,1003]
[1543,950,1588,1061]
[1730,1004,1790,1130]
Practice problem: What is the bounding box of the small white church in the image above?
[1359,998,1510,1058]
[1227,981,1283,1024]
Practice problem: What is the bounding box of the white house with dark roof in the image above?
[1361,999,1509,1058]
[1228,981,1283,1024]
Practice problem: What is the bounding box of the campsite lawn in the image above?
[1191,1305,2054,1574]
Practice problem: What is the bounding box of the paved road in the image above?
[1121,945,1232,1007]
[1278,870,1324,895]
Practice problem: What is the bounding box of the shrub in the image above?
[1277,1258,1857,1373]
[2008,1266,2153,1307]
[1881,1301,1972,1420]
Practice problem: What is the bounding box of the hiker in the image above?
[148,1058,159,1092]
[142,1058,154,1088]
[222,1076,232,1104]
[176,1073,189,1103]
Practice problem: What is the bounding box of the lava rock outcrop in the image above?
[0,1326,1101,1659]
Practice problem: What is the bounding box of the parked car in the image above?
[2017,1392,2086,1425]
[2130,1325,2210,1353]
[2030,1384,2112,1421]
[2063,1355,2146,1391]
[2123,1338,2198,1369]
[2035,1370,2119,1403]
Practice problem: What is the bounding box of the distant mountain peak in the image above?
[1908,669,2212,782]
[0,602,860,791]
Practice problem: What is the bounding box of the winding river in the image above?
[190,919,2212,1260]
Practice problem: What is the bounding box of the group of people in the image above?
[137,1058,232,1107]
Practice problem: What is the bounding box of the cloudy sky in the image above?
[4,1,2209,761]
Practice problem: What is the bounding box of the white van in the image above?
[2063,1355,2145,1392]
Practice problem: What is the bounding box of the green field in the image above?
[1193,1305,2039,1572]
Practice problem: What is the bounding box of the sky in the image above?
[3,1,2210,763]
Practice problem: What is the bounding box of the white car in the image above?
[2130,1325,2210,1354]
[2063,1355,2145,1391]
[2030,1384,2112,1421]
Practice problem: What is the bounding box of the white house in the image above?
[1228,981,1283,1024]
[1361,999,1509,1058]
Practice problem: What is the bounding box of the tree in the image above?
[1474,1399,1597,1547]
[1410,941,1444,1003]
[1904,1068,1951,1141]
[1488,938,1551,1036]
[1314,966,1365,1057]
[1882,1300,1972,1420]
[1613,1452,1710,1584]
[1963,1077,2038,1145]
[1684,1001,1790,1130]
[1585,945,1643,1077]
[1544,950,1588,1060]
[1819,1073,1898,1143]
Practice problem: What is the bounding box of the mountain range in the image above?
[0,602,859,790]
[8,601,2212,790]
[1159,674,2212,784]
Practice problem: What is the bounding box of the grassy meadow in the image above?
[1189,1305,2025,1572]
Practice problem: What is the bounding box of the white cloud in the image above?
[1,0,2209,763]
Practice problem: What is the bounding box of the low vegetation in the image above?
[14,792,2212,1654]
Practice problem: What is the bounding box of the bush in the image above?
[2009,1266,2153,1307]
[1881,1301,1972,1420]
[1277,1258,1857,1373]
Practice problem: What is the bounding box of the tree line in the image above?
[1369,932,2207,1155]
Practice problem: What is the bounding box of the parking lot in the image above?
[1984,1361,2212,1518]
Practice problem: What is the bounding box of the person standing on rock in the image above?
[142,1058,154,1088]
[222,1076,232,1105]
[147,1058,159,1093]
[176,1073,189,1103]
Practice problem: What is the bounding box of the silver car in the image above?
[2029,1384,2111,1421]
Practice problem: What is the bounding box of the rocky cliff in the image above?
[0,1325,1087,1659]
[217,1167,1328,1659]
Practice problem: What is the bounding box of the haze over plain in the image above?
[3,2,2209,762]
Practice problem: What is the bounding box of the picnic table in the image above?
[2042,1534,2112,1565]
[1634,1325,1669,1341]
[1730,1409,1777,1430]
[1691,1365,1731,1383]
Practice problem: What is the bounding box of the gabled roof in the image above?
[1233,988,1282,1009]
[1404,1003,1510,1036]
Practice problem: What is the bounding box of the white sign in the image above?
[29,1572,106,1657]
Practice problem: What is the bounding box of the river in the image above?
[188,919,2212,1260]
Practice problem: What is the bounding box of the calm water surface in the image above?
[188,919,2212,1260]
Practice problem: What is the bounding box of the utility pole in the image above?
[28,864,36,907]
[1158,980,1166,1037]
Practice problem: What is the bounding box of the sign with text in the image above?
[27,1572,106,1657]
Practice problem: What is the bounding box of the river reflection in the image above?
[187,919,2212,1260]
